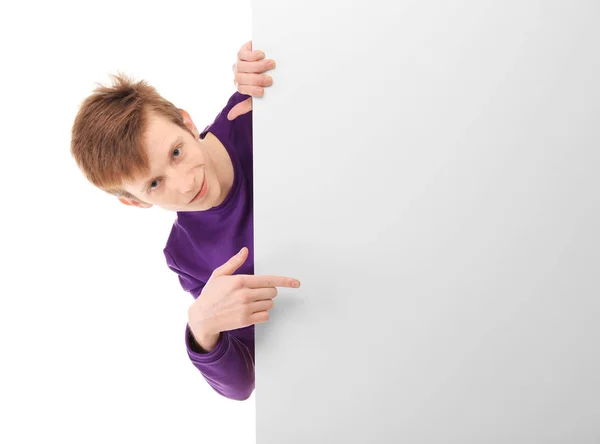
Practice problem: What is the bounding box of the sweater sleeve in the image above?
[185,324,255,401]
[164,249,255,401]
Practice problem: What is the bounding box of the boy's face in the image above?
[119,110,223,212]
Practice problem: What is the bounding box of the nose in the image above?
[172,168,196,195]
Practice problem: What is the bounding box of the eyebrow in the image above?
[139,136,183,194]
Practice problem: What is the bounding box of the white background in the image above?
[0,1,255,443]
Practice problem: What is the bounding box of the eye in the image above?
[173,147,181,157]
[149,179,161,192]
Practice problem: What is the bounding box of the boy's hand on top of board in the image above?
[228,40,276,121]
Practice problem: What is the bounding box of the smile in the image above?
[190,175,208,203]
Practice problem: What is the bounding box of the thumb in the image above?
[227,98,253,121]
[210,247,248,279]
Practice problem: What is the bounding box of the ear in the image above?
[117,196,153,209]
[179,109,200,139]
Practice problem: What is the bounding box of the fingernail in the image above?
[292,281,300,288]
[267,60,275,69]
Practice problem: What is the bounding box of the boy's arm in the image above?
[164,249,255,401]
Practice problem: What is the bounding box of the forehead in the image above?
[143,111,181,156]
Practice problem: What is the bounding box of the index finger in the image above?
[241,274,301,289]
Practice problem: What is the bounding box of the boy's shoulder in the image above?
[200,92,251,139]
[201,91,253,180]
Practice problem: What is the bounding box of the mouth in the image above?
[190,175,208,204]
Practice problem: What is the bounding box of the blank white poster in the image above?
[252,1,600,443]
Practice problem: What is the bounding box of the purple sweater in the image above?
[163,92,255,401]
